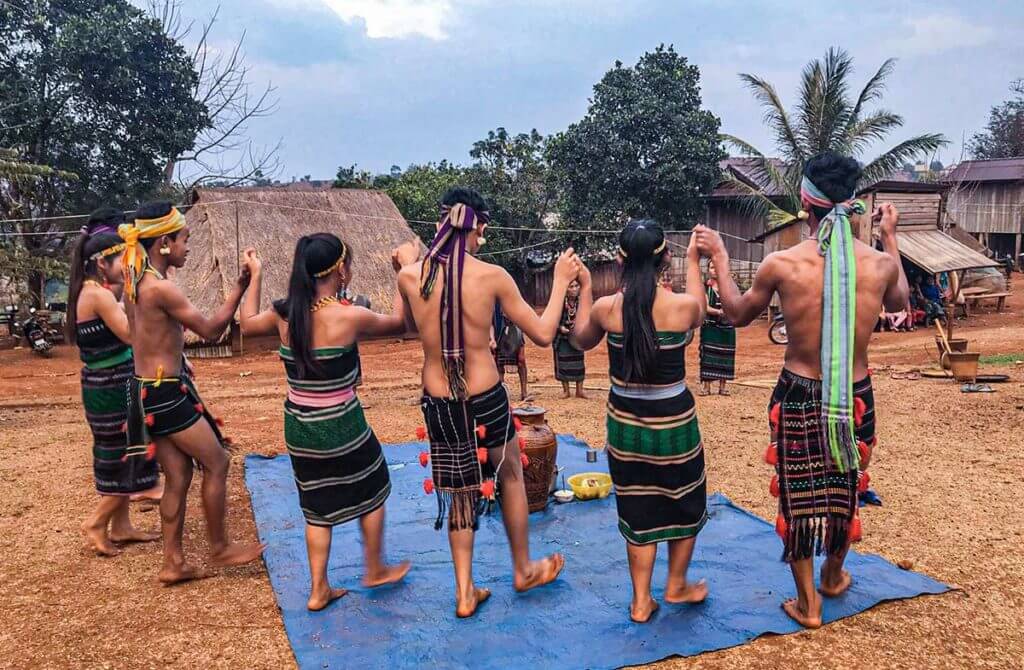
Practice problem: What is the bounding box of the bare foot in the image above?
[575,390,589,400]
[630,597,660,623]
[130,483,163,503]
[456,587,492,618]
[698,387,710,397]
[210,542,267,568]
[308,586,348,611]
[561,391,572,399]
[819,569,853,597]
[782,598,822,629]
[81,523,120,557]
[514,553,565,593]
[718,388,731,396]
[664,579,708,604]
[158,563,206,586]
[363,560,411,588]
[110,527,160,544]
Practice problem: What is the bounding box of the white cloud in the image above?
[319,0,454,40]
[888,14,995,56]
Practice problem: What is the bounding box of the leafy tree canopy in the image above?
[969,79,1024,160]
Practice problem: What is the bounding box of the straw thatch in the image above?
[175,186,422,343]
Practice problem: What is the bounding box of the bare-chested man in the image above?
[396,186,574,618]
[695,152,909,628]
[120,202,265,585]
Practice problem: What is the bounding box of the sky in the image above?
[151,0,1024,180]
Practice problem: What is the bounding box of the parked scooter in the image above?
[18,308,53,356]
[768,311,788,345]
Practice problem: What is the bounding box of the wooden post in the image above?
[1015,233,1022,271]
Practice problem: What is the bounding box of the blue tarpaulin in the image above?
[245,436,949,670]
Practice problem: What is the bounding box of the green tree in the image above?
[0,0,206,242]
[547,45,725,248]
[333,164,375,189]
[383,161,468,243]
[464,128,558,276]
[723,48,947,228]
[969,79,1024,160]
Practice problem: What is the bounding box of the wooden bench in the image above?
[964,291,1010,315]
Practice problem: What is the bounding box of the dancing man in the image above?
[120,201,265,584]
[396,186,575,618]
[696,152,909,628]
[68,209,160,556]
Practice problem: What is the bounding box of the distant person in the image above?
[396,186,574,618]
[492,305,530,401]
[68,208,159,556]
[912,276,944,325]
[696,152,909,629]
[572,220,710,623]
[553,279,587,399]
[699,261,736,396]
[120,201,265,585]
[239,237,416,611]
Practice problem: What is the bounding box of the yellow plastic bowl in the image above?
[567,472,613,500]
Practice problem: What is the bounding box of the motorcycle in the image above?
[768,312,788,346]
[18,308,54,356]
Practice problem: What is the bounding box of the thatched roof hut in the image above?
[175,186,422,344]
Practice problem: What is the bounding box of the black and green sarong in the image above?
[606,331,707,544]
[699,284,736,382]
[281,345,391,527]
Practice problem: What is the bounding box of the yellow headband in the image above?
[89,243,126,262]
[619,240,666,258]
[313,244,348,278]
[119,207,187,302]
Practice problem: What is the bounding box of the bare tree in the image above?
[149,1,282,189]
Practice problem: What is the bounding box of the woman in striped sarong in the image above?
[240,234,420,611]
[553,280,587,398]
[68,211,159,556]
[572,219,710,623]
[699,262,736,396]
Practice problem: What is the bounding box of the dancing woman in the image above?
[239,235,418,611]
[67,209,160,556]
[553,279,587,399]
[572,220,710,623]
[699,261,736,396]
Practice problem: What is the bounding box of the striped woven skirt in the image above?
[553,337,585,382]
[81,361,159,495]
[605,384,707,545]
[699,322,736,381]
[769,370,875,561]
[284,393,391,527]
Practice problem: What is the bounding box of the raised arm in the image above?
[682,231,708,325]
[94,290,131,343]
[238,248,279,336]
[497,248,579,347]
[158,269,248,342]
[569,262,603,350]
[876,203,911,312]
[696,226,778,327]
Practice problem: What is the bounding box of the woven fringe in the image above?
[434,488,485,532]
[782,515,851,562]
[445,357,469,402]
[825,416,859,473]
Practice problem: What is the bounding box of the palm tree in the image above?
[722,48,948,229]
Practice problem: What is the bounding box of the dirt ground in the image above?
[1,289,1022,669]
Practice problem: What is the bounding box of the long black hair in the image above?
[274,233,351,378]
[618,219,669,383]
[67,208,127,344]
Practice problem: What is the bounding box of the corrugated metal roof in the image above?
[946,158,1024,183]
[896,229,1000,274]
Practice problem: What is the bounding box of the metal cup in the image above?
[586,449,598,463]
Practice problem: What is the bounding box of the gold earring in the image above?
[159,245,171,256]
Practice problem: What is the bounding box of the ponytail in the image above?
[618,219,669,383]
[67,207,126,344]
[66,235,89,344]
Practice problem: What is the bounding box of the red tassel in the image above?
[415,426,427,441]
[476,424,487,439]
[850,515,863,542]
[140,387,148,401]
[518,436,526,451]
[223,436,234,446]
[858,440,871,465]
[520,452,530,468]
[769,474,780,498]
[419,451,430,468]
[144,414,155,427]
[423,478,434,495]
[477,447,488,464]
[180,384,188,394]
[853,397,867,427]
[775,514,788,540]
[121,454,129,463]
[215,416,225,428]
[480,480,495,498]
[858,470,871,493]
[145,443,157,460]
[867,367,874,377]
[194,403,204,414]
[764,443,778,466]
[121,422,128,433]
[769,403,781,430]
[513,417,523,432]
